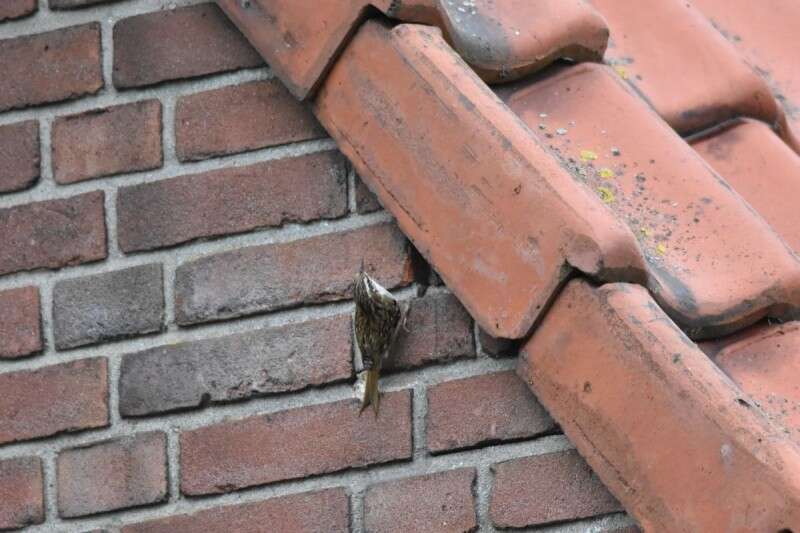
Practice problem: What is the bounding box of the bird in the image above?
[353,268,404,416]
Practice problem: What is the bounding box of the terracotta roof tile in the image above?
[504,62,800,338]
[703,322,800,441]
[692,118,800,253]
[315,21,638,339]
[692,0,800,150]
[393,0,610,84]
[217,0,609,98]
[588,0,781,136]
[518,279,800,530]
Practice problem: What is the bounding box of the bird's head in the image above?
[354,270,397,312]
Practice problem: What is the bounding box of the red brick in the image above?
[0,457,43,530]
[175,79,325,162]
[57,431,168,517]
[0,0,36,20]
[53,264,164,350]
[122,488,348,533]
[355,175,382,214]
[387,291,475,371]
[120,314,352,417]
[0,287,42,359]
[0,358,108,444]
[113,4,263,89]
[490,450,621,528]
[180,390,412,495]
[427,371,554,453]
[0,191,107,276]
[118,151,348,253]
[174,222,412,326]
[0,120,39,193]
[364,469,476,533]
[0,23,102,112]
[52,100,162,184]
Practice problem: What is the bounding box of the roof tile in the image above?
[704,322,800,442]
[318,21,800,340]
[692,0,800,150]
[315,21,639,339]
[587,0,781,136]
[692,118,800,253]
[393,0,609,84]
[218,0,608,99]
[519,279,800,530]
[504,62,800,337]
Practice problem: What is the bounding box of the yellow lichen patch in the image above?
[580,149,598,162]
[640,227,653,238]
[597,186,615,204]
[656,243,667,255]
[614,65,628,80]
[599,167,614,179]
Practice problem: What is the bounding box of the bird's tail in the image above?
[360,368,380,417]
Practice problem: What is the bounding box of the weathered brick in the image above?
[175,222,411,326]
[0,457,43,530]
[0,23,102,112]
[118,151,348,253]
[364,469,477,533]
[120,314,352,417]
[0,0,36,20]
[122,488,348,533]
[427,371,554,453]
[180,390,412,495]
[0,120,39,193]
[57,431,168,517]
[355,175,382,214]
[387,292,474,371]
[52,100,162,184]
[0,358,108,444]
[53,264,164,350]
[490,450,622,528]
[50,0,118,9]
[0,287,42,359]
[113,4,263,89]
[0,191,106,276]
[175,79,325,161]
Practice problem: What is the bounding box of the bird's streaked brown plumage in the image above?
[353,270,402,416]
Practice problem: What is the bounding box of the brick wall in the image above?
[0,2,636,531]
